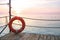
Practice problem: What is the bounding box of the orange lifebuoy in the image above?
[8,16,25,33]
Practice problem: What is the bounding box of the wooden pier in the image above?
[0,32,60,40]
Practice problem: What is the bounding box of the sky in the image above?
[0,0,60,17]
[0,0,60,19]
[11,0,60,19]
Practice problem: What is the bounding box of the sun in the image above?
[11,0,48,16]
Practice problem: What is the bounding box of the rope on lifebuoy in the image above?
[8,16,25,33]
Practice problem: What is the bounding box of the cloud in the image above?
[0,0,8,3]
[34,0,60,8]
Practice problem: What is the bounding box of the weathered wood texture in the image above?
[0,32,60,40]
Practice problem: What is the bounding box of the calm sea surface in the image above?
[0,22,60,37]
[0,15,60,37]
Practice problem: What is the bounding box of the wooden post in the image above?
[5,16,8,24]
[9,0,11,32]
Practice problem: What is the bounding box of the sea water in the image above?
[0,26,60,37]
[0,17,60,37]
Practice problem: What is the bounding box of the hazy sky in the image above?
[0,0,60,18]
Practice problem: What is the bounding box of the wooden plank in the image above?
[51,36,55,40]
[46,35,51,40]
[0,37,1,40]
[39,35,51,40]
[39,34,44,40]
[58,36,60,40]
[43,35,47,40]
[54,36,60,40]
[19,33,39,40]
[1,32,39,40]
[1,32,25,40]
[1,32,60,40]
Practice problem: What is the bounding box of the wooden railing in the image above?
[0,15,60,34]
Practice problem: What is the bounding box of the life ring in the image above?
[8,16,25,33]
